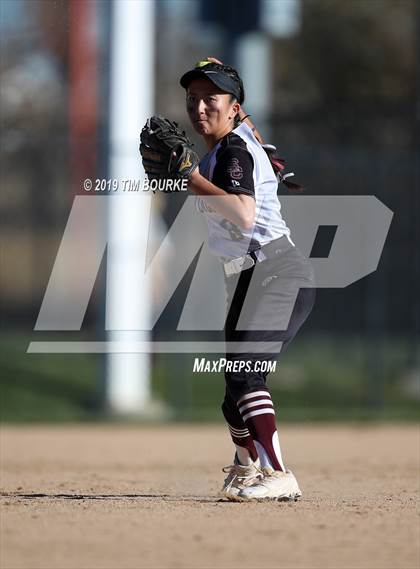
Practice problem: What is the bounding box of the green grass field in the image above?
[1,332,418,422]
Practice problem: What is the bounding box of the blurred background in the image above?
[0,0,418,422]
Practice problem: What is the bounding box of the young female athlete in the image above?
[179,58,315,501]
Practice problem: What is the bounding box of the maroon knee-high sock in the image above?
[222,395,258,462]
[227,423,258,462]
[237,389,286,471]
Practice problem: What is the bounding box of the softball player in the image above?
[179,59,315,501]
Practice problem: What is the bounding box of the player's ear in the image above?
[230,100,240,120]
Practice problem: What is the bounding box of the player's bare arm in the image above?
[188,168,255,229]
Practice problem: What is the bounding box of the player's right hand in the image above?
[205,57,223,65]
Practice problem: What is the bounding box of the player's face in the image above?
[186,78,238,139]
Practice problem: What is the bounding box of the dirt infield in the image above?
[1,424,419,569]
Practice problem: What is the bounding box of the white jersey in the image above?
[196,122,292,260]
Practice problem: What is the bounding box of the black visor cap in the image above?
[180,67,243,103]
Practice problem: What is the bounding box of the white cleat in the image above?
[221,458,262,501]
[237,467,302,501]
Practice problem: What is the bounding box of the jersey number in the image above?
[220,219,244,241]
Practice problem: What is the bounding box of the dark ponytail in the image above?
[280,176,305,193]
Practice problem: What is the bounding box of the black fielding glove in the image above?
[139,116,199,183]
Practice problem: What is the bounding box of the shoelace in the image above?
[222,464,262,492]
